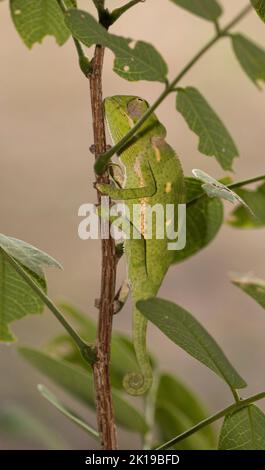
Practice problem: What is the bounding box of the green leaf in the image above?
[38,384,98,439]
[231,34,265,88]
[19,347,148,434]
[65,9,168,82]
[0,404,66,449]
[176,87,239,170]
[219,405,265,450]
[156,404,210,450]
[0,234,61,277]
[192,169,253,213]
[10,0,72,48]
[46,302,140,389]
[0,235,61,342]
[172,177,223,263]
[228,182,265,228]
[169,0,222,21]
[231,275,265,309]
[251,0,265,23]
[156,373,216,449]
[57,302,97,342]
[137,298,247,390]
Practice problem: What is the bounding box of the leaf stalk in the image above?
[157,389,265,450]
[94,4,252,174]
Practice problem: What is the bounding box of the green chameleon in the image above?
[97,96,186,395]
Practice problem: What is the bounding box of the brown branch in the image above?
[89,45,118,450]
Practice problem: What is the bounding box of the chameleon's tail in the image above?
[123,308,153,396]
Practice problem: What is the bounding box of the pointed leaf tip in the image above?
[137,297,247,390]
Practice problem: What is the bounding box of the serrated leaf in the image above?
[231,34,265,88]
[219,405,265,450]
[19,347,148,434]
[228,182,265,228]
[251,0,265,23]
[176,87,238,170]
[137,298,247,390]
[65,9,168,82]
[231,275,265,309]
[10,0,72,48]
[0,235,61,342]
[172,177,223,263]
[38,384,98,439]
[192,169,253,213]
[156,373,216,449]
[169,0,222,21]
[0,234,61,277]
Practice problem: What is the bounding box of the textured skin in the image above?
[97,96,186,395]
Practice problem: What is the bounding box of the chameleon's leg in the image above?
[97,203,143,242]
[96,163,157,200]
[115,242,124,260]
[122,239,153,395]
[108,162,124,188]
[114,280,130,314]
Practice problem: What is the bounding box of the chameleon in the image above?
[97,96,186,395]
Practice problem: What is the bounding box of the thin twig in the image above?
[89,45,118,450]
[229,174,265,190]
[94,4,252,174]
[109,0,145,25]
[0,249,96,364]
[56,0,92,75]
[187,174,265,208]
[156,389,265,450]
[58,0,118,449]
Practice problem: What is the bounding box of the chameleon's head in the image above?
[104,95,150,144]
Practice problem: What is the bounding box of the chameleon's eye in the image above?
[127,98,147,120]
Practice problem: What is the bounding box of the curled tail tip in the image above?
[123,371,152,396]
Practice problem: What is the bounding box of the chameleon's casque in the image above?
[97,96,186,395]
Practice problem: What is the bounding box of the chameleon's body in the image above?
[97,96,185,395]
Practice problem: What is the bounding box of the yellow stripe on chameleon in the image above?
[165,182,172,193]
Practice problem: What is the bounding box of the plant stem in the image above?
[94,3,252,174]
[187,174,265,208]
[156,389,265,450]
[56,0,92,75]
[92,0,105,13]
[58,0,118,448]
[109,0,145,25]
[229,174,265,190]
[89,45,118,450]
[0,249,96,363]
[38,384,99,439]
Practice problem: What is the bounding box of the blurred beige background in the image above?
[1,0,265,449]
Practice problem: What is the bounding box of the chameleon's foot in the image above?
[90,144,111,154]
[123,371,152,396]
[113,300,122,314]
[96,183,112,195]
[115,242,124,260]
[114,280,130,314]
[94,182,113,194]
